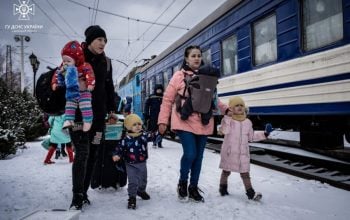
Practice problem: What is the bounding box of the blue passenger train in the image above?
[118,66,142,118]
[119,0,350,149]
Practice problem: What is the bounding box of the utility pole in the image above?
[5,45,12,88]
[14,35,30,92]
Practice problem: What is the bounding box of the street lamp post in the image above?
[29,52,40,96]
[14,35,30,92]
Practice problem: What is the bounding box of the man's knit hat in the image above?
[61,40,84,66]
[228,96,245,108]
[84,25,107,45]
[124,114,143,131]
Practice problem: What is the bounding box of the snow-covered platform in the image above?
[1,139,350,220]
[21,209,80,220]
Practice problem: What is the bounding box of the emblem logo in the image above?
[13,0,35,20]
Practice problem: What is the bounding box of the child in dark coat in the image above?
[112,114,152,209]
[144,84,164,148]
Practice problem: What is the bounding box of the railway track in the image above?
[166,135,350,191]
[205,139,350,191]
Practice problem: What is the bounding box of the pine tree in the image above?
[0,79,47,159]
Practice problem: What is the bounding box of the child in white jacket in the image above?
[219,96,273,201]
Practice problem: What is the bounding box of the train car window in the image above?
[156,73,163,85]
[146,79,150,97]
[173,63,181,73]
[163,68,171,88]
[222,35,237,76]
[253,14,277,65]
[141,80,146,95]
[302,0,343,51]
[150,76,156,94]
[202,49,212,65]
[163,71,168,87]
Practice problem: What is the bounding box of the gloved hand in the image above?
[57,71,65,87]
[264,123,273,137]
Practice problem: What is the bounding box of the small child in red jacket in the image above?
[52,41,95,131]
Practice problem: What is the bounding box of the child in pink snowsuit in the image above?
[219,96,272,201]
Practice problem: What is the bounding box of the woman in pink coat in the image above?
[158,45,227,202]
[219,96,272,201]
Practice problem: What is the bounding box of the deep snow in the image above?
[1,138,350,220]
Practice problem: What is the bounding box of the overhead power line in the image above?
[46,0,83,38]
[32,0,70,40]
[133,0,177,43]
[93,0,100,25]
[120,0,193,79]
[115,0,177,75]
[66,0,189,30]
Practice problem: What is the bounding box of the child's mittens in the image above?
[264,123,273,137]
[65,66,79,88]
[65,66,80,100]
[57,71,65,87]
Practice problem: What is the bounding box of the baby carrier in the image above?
[176,65,220,125]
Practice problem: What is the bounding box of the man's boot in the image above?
[70,193,83,210]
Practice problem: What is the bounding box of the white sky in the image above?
[0,0,226,90]
[1,138,350,219]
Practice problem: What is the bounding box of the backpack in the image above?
[176,65,219,125]
[35,68,66,115]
